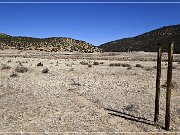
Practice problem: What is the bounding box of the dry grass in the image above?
[144,67,154,71]
[0,50,180,132]
[109,63,131,67]
[127,66,132,70]
[7,59,11,63]
[88,64,92,68]
[135,64,143,68]
[80,61,88,65]
[109,63,121,66]
[37,62,43,66]
[15,66,28,73]
[10,72,18,77]
[93,61,99,65]
[42,68,49,73]
[1,64,11,70]
[161,81,178,89]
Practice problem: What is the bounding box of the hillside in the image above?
[100,24,180,54]
[0,33,101,53]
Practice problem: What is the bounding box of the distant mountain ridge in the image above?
[0,33,101,53]
[100,24,180,54]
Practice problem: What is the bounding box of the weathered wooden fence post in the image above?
[165,42,174,131]
[154,44,162,123]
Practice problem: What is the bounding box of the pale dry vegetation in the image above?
[0,50,180,133]
[15,66,28,73]
[1,64,11,70]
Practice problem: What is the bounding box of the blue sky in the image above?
[0,2,180,45]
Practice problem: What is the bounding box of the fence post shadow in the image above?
[105,108,164,129]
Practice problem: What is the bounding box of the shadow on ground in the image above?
[105,108,163,129]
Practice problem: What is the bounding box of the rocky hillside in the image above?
[100,24,180,54]
[0,33,101,53]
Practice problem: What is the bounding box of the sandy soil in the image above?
[0,50,180,134]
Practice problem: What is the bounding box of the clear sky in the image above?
[0,1,180,45]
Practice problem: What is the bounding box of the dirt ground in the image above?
[0,50,180,134]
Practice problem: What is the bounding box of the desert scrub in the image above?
[121,63,131,67]
[144,67,154,71]
[161,81,178,89]
[127,66,132,70]
[80,61,88,65]
[22,60,28,63]
[69,68,74,71]
[18,62,23,66]
[93,61,99,65]
[7,59,11,63]
[99,62,104,64]
[1,64,11,70]
[109,63,131,67]
[37,62,43,66]
[135,64,143,68]
[88,64,92,68]
[109,63,121,67]
[42,68,49,73]
[10,72,18,77]
[55,61,58,66]
[15,66,28,73]
[124,104,139,112]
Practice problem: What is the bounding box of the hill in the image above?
[0,33,101,53]
[99,24,180,54]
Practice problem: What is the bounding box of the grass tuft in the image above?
[42,68,49,73]
[10,72,18,77]
[37,62,43,66]
[93,61,99,65]
[80,61,88,65]
[15,66,28,73]
[135,64,143,68]
[1,64,11,70]
[109,63,131,67]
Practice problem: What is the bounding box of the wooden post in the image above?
[154,44,162,123]
[165,42,174,131]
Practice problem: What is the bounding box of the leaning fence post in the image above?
[165,42,174,131]
[154,44,162,123]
